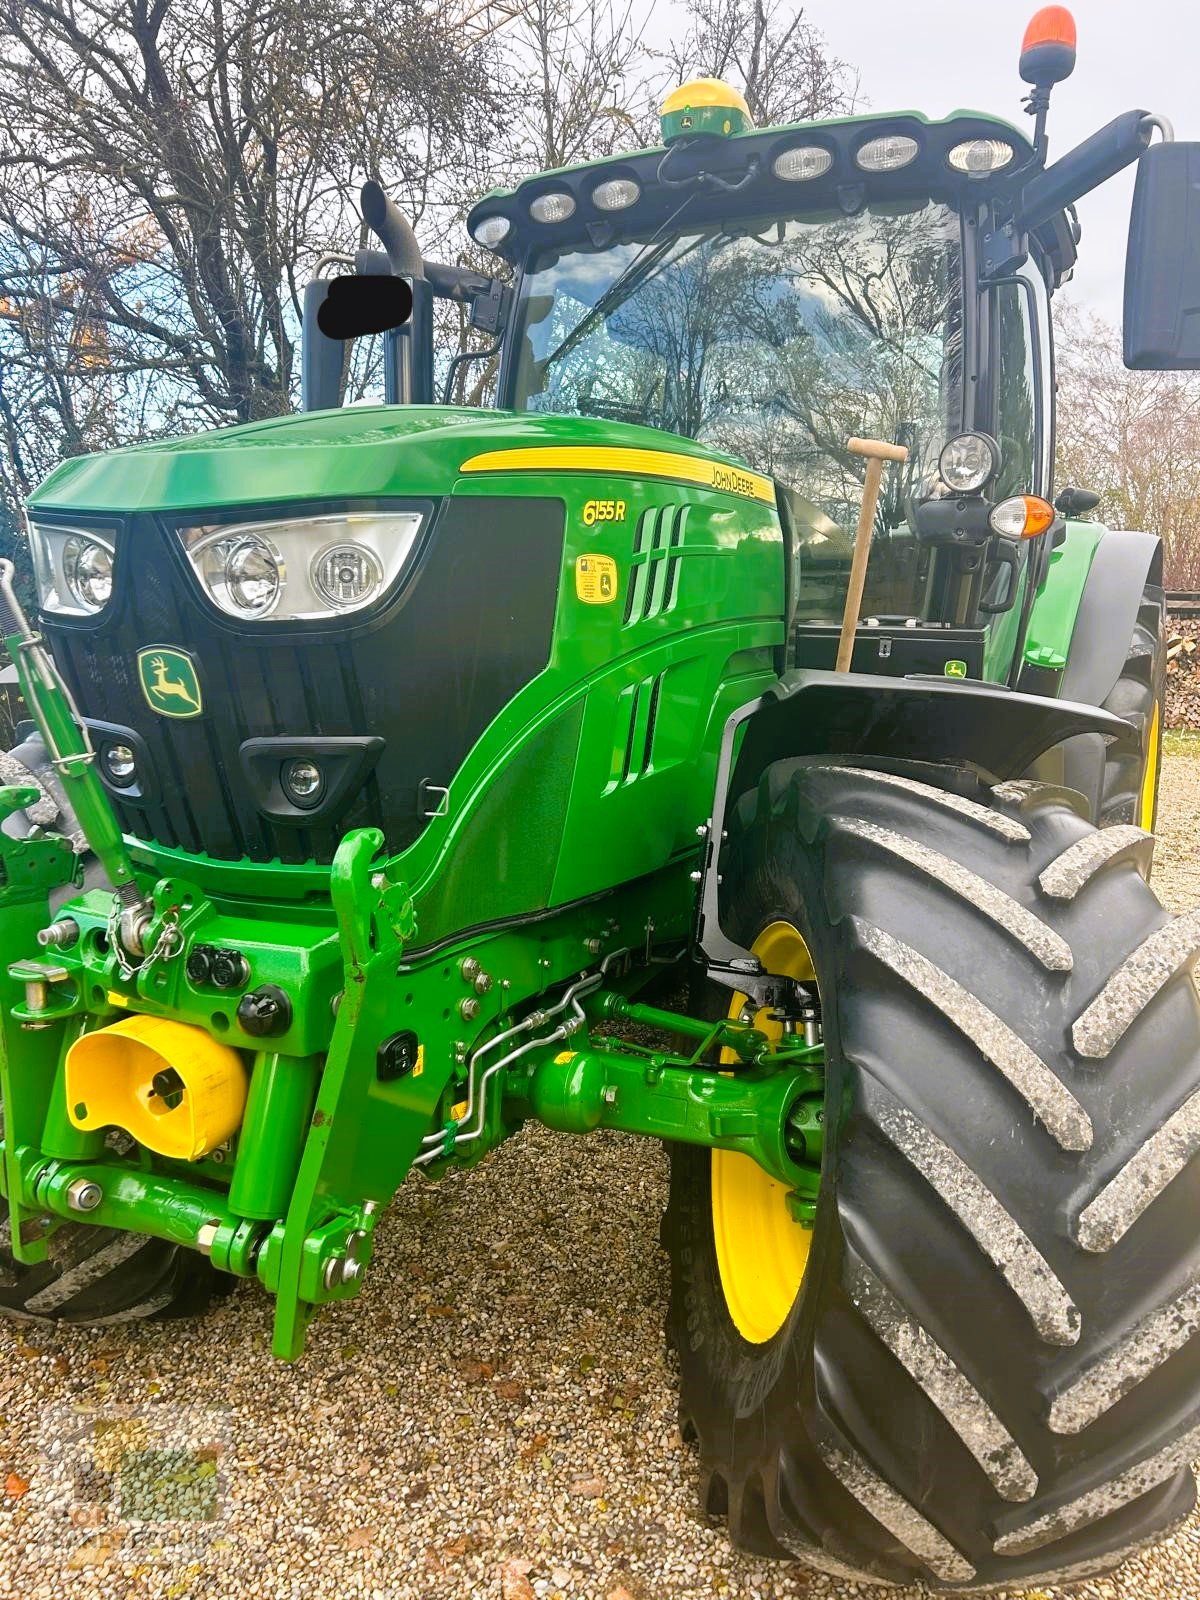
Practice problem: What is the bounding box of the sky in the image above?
[650,0,1192,327]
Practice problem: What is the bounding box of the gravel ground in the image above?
[3,758,1200,1600]
[1150,742,1200,914]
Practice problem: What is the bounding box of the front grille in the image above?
[42,497,564,865]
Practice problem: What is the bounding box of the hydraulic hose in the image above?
[0,558,140,894]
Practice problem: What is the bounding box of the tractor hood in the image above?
[26,405,774,872]
[27,404,590,870]
[28,405,739,517]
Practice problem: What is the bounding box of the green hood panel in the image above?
[28,406,751,516]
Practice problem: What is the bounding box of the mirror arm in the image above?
[441,338,504,405]
[425,262,492,301]
[1015,110,1159,233]
[346,244,495,308]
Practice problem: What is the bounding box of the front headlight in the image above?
[28,521,116,617]
[191,530,284,618]
[176,509,426,621]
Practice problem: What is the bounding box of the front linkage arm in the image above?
[0,784,79,1264]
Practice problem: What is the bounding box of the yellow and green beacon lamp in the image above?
[659,77,754,143]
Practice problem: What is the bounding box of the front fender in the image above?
[695,669,1133,975]
[1022,523,1163,822]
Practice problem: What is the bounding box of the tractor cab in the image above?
[471,91,1056,683]
[304,50,1194,694]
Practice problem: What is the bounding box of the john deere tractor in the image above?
[4,6,1200,1587]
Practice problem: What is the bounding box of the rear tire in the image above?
[1098,582,1166,831]
[663,759,1200,1588]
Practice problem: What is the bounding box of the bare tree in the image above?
[1055,303,1200,588]
[496,0,656,171]
[0,0,493,499]
[434,0,661,408]
[0,0,862,517]
[440,0,859,406]
[665,0,857,127]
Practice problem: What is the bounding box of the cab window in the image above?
[989,258,1051,499]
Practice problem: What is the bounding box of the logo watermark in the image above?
[36,1402,231,1563]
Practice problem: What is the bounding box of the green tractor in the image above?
[4,6,1200,1586]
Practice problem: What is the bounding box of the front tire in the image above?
[0,1195,228,1326]
[664,759,1200,1587]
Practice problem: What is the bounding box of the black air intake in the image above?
[41,497,563,865]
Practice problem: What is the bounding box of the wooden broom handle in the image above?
[835,437,910,673]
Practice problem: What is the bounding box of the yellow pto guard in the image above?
[66,1016,248,1161]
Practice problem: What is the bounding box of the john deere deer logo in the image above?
[137,647,203,719]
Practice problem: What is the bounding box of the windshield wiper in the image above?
[540,236,679,372]
[539,191,702,372]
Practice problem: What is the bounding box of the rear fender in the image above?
[1024,522,1162,698]
[695,668,1134,983]
[1024,525,1163,816]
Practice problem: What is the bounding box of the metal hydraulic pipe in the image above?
[413,969,603,1168]
[417,967,605,1155]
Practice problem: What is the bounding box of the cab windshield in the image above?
[510,199,965,617]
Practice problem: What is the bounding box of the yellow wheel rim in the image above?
[1139,701,1162,832]
[711,920,817,1345]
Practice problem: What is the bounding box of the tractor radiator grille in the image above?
[40,497,564,865]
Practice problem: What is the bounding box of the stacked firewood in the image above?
[1167,612,1200,729]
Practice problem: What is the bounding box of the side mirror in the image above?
[1054,486,1100,517]
[301,279,344,412]
[1124,141,1200,369]
[300,272,428,410]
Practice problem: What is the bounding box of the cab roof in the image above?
[466,108,1076,284]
